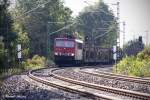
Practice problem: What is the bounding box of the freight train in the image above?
[54,35,113,65]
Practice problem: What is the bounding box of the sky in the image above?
[64,0,150,46]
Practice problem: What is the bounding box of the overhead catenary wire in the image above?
[48,22,76,36]
[95,23,116,39]
[13,0,118,40]
[82,0,119,42]
[13,0,76,35]
[14,0,52,20]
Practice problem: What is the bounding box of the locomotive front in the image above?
[54,38,75,65]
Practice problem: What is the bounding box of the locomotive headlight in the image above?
[55,52,58,55]
[71,53,75,56]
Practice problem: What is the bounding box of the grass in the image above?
[0,67,23,79]
[0,55,47,80]
[113,47,150,77]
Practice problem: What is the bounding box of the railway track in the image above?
[79,68,150,85]
[55,68,150,93]
[28,68,150,100]
[28,69,117,100]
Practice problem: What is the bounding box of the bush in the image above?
[0,55,46,79]
[0,41,5,68]
[137,47,150,60]
[114,47,150,77]
[0,68,23,79]
[142,60,150,77]
[22,55,46,70]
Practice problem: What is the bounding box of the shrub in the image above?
[137,47,150,60]
[142,61,150,77]
[22,55,46,70]
[114,47,150,77]
[0,41,5,68]
[0,68,22,79]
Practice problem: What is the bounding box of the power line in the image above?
[48,22,76,35]
[95,23,116,39]
[14,0,52,20]
[47,21,74,24]
[46,22,76,59]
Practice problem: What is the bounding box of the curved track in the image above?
[28,68,150,100]
[79,69,150,85]
[28,69,116,100]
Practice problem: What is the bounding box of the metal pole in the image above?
[115,2,120,61]
[19,58,21,68]
[123,22,126,48]
[117,2,120,48]
[145,30,149,46]
[47,23,49,60]
[92,29,94,47]
[115,58,117,72]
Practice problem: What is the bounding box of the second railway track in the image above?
[28,68,150,100]
[55,68,150,94]
[79,68,150,85]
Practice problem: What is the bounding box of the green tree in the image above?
[0,39,5,68]
[13,0,72,58]
[76,0,117,47]
[0,0,17,67]
[12,21,30,60]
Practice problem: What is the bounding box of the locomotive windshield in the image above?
[55,40,74,48]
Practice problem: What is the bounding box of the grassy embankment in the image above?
[114,47,150,77]
[0,55,48,80]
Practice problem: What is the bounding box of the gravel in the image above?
[54,69,150,94]
[0,74,92,100]
[2,67,148,100]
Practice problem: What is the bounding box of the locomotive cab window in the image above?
[55,40,74,48]
[77,43,82,49]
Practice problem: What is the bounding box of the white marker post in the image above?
[17,44,22,67]
[113,46,117,72]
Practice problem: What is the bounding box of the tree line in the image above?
[0,0,117,68]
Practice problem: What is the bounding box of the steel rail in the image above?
[28,70,118,100]
[95,70,150,80]
[52,70,150,100]
[79,70,150,85]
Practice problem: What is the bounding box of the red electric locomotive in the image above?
[54,37,83,65]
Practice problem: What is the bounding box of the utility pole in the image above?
[117,2,120,48]
[123,21,126,47]
[145,30,149,46]
[115,2,120,71]
[47,22,49,60]
[92,29,94,47]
